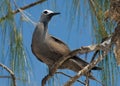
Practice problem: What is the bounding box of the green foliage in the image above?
[89,0,108,39]
[89,0,119,86]
[0,0,31,85]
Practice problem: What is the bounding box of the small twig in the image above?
[42,74,52,86]
[56,72,85,85]
[0,76,11,78]
[85,73,89,86]
[90,50,99,62]
[91,36,112,62]
[85,53,88,61]
[13,0,36,25]
[0,63,16,86]
[0,0,46,21]
[0,76,27,82]
[13,0,47,14]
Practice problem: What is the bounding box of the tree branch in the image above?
[0,0,46,21]
[13,0,37,25]
[64,49,109,86]
[42,37,112,86]
[56,72,85,85]
[13,0,47,14]
[64,36,114,86]
[0,76,11,78]
[0,63,17,86]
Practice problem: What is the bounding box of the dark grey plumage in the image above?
[31,9,101,79]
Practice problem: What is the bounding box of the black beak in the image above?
[53,12,60,15]
[50,12,60,17]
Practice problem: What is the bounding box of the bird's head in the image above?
[40,9,60,23]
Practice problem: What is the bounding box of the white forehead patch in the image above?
[43,9,54,14]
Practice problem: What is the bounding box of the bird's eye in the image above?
[43,11,48,14]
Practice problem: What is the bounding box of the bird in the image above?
[31,9,101,79]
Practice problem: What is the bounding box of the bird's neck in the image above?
[43,22,48,29]
[39,22,49,41]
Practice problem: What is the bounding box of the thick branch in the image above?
[0,63,16,86]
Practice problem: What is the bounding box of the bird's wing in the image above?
[50,36,69,48]
[44,35,71,61]
[49,35,102,71]
[50,35,70,51]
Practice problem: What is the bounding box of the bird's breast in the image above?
[31,38,61,66]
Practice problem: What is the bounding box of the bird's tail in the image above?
[72,56,102,70]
